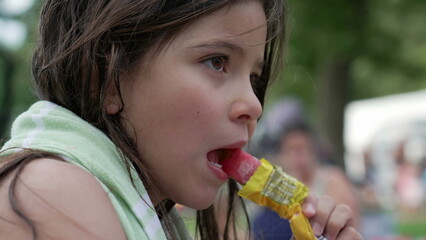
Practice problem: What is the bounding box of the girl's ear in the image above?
[105,99,121,115]
[105,83,122,115]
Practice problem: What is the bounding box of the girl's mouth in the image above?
[207,149,235,169]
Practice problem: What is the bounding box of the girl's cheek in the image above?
[248,121,257,139]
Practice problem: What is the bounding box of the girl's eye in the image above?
[250,74,260,85]
[203,56,229,72]
[250,73,261,88]
[250,73,262,96]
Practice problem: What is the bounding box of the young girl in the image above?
[0,1,362,240]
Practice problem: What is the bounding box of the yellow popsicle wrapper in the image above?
[238,158,316,240]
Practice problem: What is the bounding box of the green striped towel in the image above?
[1,101,191,239]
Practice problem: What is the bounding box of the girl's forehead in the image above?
[173,1,267,47]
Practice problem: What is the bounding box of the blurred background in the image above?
[1,0,425,239]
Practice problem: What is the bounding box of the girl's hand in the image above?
[301,195,363,240]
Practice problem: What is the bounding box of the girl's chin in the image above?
[177,190,219,210]
[184,199,215,210]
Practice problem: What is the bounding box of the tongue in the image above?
[221,149,261,184]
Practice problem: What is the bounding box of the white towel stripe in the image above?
[22,102,56,148]
[132,193,163,239]
[132,198,151,220]
[144,217,163,238]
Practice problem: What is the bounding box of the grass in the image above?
[396,221,426,237]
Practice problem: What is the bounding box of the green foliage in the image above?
[270,0,426,107]
[351,0,426,99]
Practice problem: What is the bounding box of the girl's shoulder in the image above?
[0,157,126,240]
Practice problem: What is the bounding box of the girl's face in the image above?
[117,1,266,209]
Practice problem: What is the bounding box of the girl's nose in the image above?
[229,83,263,136]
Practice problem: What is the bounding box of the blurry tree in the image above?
[0,0,39,142]
[0,48,15,139]
[268,0,426,169]
[0,5,15,139]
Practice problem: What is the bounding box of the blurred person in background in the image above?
[249,97,360,240]
[394,140,425,212]
[359,146,381,209]
[276,121,360,220]
[421,157,426,194]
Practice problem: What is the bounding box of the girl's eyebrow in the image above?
[189,40,244,53]
[189,40,265,71]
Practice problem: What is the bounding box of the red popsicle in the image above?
[220,149,261,184]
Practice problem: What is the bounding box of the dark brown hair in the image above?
[2,0,287,239]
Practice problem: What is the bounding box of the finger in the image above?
[323,204,354,240]
[309,195,335,236]
[302,195,317,218]
[336,226,363,240]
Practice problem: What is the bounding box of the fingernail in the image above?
[312,222,322,236]
[304,203,315,215]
